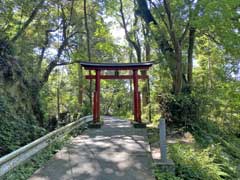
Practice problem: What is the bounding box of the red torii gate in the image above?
[80,62,152,127]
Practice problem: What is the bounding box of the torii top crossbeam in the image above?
[80,62,153,70]
[80,62,153,125]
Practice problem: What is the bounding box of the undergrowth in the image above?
[153,93,240,180]
[1,124,86,180]
[150,120,240,180]
[170,144,229,180]
[154,169,183,180]
[2,135,69,180]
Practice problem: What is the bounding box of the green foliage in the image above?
[0,52,46,156]
[3,136,68,180]
[190,119,240,179]
[0,34,14,57]
[0,95,45,156]
[159,93,201,126]
[170,144,228,180]
[0,1,239,179]
[100,79,132,117]
[193,0,240,58]
[154,170,183,180]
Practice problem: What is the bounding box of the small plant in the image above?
[170,144,228,180]
[154,168,183,180]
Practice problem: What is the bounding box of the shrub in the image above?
[158,93,201,127]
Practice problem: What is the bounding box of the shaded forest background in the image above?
[0,0,239,179]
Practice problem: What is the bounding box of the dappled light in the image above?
[29,117,154,180]
[0,0,239,179]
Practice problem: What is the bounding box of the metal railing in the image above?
[0,115,92,177]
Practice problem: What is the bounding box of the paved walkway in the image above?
[29,117,154,180]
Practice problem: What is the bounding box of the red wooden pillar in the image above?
[93,69,101,123]
[133,70,141,123]
[137,91,141,121]
[93,91,97,122]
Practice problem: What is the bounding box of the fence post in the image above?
[155,118,175,173]
[159,118,167,162]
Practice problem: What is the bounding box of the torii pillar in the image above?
[93,69,101,123]
[133,69,141,123]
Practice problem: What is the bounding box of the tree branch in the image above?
[163,0,180,54]
[120,0,141,62]
[38,28,59,70]
[202,32,221,45]
[69,0,75,23]
[84,0,92,62]
[135,0,157,25]
[148,0,169,31]
[179,22,189,45]
[11,0,45,42]
[55,60,84,66]
[41,28,78,86]
[163,0,173,30]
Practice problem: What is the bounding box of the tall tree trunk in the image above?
[78,64,83,110]
[174,50,182,94]
[31,95,44,127]
[84,0,92,107]
[208,57,212,89]
[163,0,183,94]
[187,27,195,89]
[147,77,151,122]
[141,24,152,121]
[30,80,44,127]
[142,25,151,121]
[129,49,133,113]
[57,85,60,121]
[136,0,184,94]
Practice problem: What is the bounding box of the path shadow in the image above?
[29,116,154,180]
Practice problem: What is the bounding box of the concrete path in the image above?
[29,117,154,180]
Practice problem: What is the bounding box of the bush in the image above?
[158,93,201,127]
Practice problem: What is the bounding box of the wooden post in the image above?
[93,70,101,123]
[133,70,140,122]
[138,91,141,122]
[93,91,97,122]
[96,69,101,122]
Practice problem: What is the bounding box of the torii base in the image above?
[132,122,146,128]
[88,122,103,129]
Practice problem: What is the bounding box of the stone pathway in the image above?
[29,117,154,180]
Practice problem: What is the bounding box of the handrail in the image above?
[0,115,92,177]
